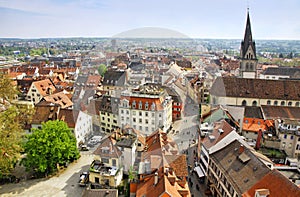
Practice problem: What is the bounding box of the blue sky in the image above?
[0,0,299,39]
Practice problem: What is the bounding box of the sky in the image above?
[0,0,300,40]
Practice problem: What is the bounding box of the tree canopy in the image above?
[23,120,80,176]
[98,64,107,76]
[0,73,25,177]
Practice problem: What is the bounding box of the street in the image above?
[0,151,95,197]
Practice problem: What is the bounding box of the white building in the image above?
[118,84,172,135]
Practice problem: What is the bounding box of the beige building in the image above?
[27,78,56,104]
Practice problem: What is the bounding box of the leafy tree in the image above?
[128,166,137,181]
[98,64,107,76]
[23,120,80,176]
[0,106,24,177]
[0,73,26,177]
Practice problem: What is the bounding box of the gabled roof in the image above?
[102,70,126,86]
[43,91,73,109]
[243,169,300,197]
[211,140,270,195]
[31,101,60,124]
[136,168,190,197]
[262,67,300,78]
[93,137,122,159]
[210,77,300,100]
[31,78,56,96]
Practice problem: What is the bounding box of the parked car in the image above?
[80,145,89,151]
[78,171,89,187]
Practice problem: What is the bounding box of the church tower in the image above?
[240,10,258,78]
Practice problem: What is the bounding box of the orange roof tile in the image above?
[243,169,300,197]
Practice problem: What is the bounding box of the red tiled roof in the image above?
[243,169,300,197]
[242,118,272,133]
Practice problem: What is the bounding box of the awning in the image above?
[194,166,205,178]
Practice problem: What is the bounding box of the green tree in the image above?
[0,106,24,177]
[23,120,80,176]
[98,64,107,76]
[0,73,26,177]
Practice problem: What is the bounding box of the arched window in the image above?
[288,102,292,106]
[242,100,247,106]
[281,101,285,106]
[267,100,271,105]
[246,63,249,70]
[252,100,257,106]
[250,63,254,70]
[274,101,278,106]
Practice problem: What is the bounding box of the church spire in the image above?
[239,9,258,79]
[241,10,256,59]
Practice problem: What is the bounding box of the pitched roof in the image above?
[102,70,126,86]
[244,106,263,119]
[243,169,300,197]
[262,67,300,78]
[43,91,73,109]
[93,137,122,159]
[211,140,270,195]
[32,78,56,96]
[210,77,300,100]
[261,105,300,120]
[136,168,190,197]
[164,155,188,177]
[82,189,118,197]
[202,120,235,150]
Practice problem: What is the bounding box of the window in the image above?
[133,118,136,123]
[267,100,271,105]
[296,102,300,107]
[112,159,116,166]
[145,102,149,110]
[145,119,148,124]
[139,111,142,116]
[102,158,109,163]
[139,119,142,123]
[133,111,136,116]
[281,101,285,106]
[274,101,278,106]
[139,126,142,130]
[95,177,99,183]
[288,102,292,106]
[291,136,294,140]
[121,110,124,114]
[126,110,129,115]
[145,112,148,117]
[139,101,142,109]
[242,100,247,106]
[132,100,136,108]
[284,134,287,139]
[252,100,257,106]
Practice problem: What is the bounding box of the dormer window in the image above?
[132,100,136,108]
[145,102,149,110]
[138,101,142,109]
[151,102,156,110]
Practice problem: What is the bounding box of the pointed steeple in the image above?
[241,10,256,59]
[239,9,258,79]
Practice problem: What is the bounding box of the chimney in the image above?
[154,172,158,185]
[239,145,244,154]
